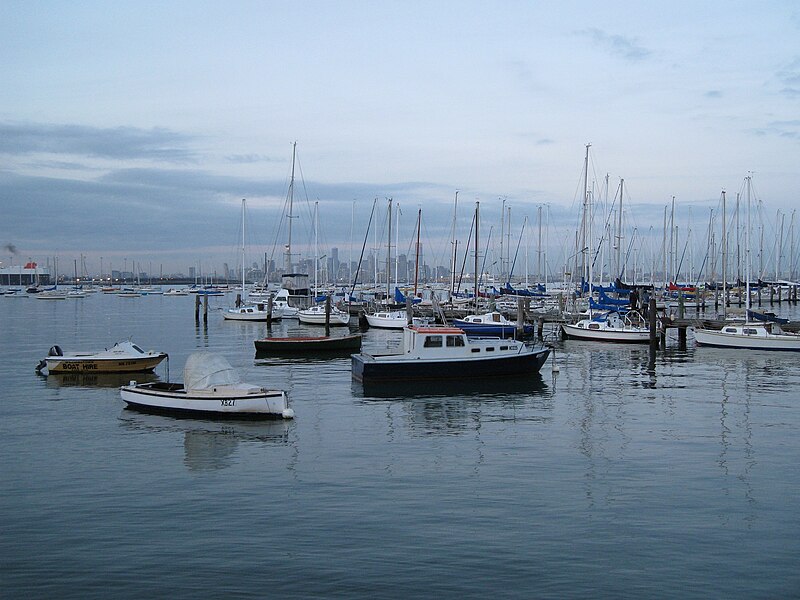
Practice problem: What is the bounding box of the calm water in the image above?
[2,293,799,599]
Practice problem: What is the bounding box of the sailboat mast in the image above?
[285,142,297,273]
[722,190,727,318]
[746,175,751,314]
[474,201,480,310]
[241,199,246,294]
[450,191,459,297]
[386,198,392,303]
[414,208,421,296]
[581,143,591,296]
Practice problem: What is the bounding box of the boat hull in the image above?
[46,355,167,373]
[352,347,550,382]
[254,334,362,354]
[561,323,650,343]
[120,385,293,419]
[694,328,800,351]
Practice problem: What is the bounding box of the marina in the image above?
[3,288,799,597]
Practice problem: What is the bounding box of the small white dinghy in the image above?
[120,352,294,419]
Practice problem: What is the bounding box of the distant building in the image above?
[0,262,52,285]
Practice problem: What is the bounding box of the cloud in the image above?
[752,120,800,141]
[0,122,197,162]
[776,58,800,98]
[225,154,282,164]
[577,28,652,61]
[704,90,723,99]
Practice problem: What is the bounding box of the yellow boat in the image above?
[37,341,167,374]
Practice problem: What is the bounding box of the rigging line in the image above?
[350,198,378,296]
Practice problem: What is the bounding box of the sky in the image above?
[1,1,799,279]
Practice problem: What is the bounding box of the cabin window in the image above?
[588,324,600,330]
[424,335,443,348]
[492,313,501,322]
[471,348,480,353]
[724,328,738,333]
[500,345,509,351]
[446,335,465,347]
[743,328,758,335]
[132,344,144,353]
[486,347,495,352]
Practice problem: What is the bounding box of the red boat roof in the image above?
[408,326,464,334]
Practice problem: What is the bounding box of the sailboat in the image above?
[297,202,350,326]
[560,144,651,343]
[694,175,800,350]
[223,199,284,322]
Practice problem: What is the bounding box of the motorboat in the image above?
[352,325,551,383]
[222,303,285,322]
[561,310,651,343]
[36,340,168,374]
[120,352,294,419]
[453,311,534,337]
[364,309,428,330]
[297,303,350,326]
[164,288,189,296]
[694,321,800,351]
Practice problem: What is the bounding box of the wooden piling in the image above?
[203,294,208,322]
[324,295,331,337]
[649,297,658,351]
[516,296,525,334]
[267,294,273,326]
[195,294,200,321]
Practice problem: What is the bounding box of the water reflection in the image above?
[118,411,290,471]
[354,374,553,436]
[44,372,159,389]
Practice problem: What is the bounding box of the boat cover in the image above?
[184,352,241,391]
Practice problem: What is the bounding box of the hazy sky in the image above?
[1,1,799,276]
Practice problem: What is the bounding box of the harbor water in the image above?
[2,293,799,598]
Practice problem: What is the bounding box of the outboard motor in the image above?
[48,345,63,357]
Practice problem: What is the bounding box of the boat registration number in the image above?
[220,399,235,407]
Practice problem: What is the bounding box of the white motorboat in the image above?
[272,288,299,318]
[120,352,294,419]
[365,309,428,329]
[36,340,168,374]
[561,310,652,343]
[297,303,350,326]
[164,288,189,296]
[223,303,285,321]
[694,321,800,350]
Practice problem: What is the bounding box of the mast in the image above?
[313,201,318,294]
[386,198,393,303]
[722,190,727,318]
[499,197,505,283]
[746,175,751,314]
[617,178,624,282]
[242,199,246,294]
[581,143,591,296]
[474,201,480,311]
[284,142,297,273]
[450,191,459,297]
[413,208,421,296]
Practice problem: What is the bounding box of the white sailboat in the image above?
[224,199,284,322]
[561,144,652,343]
[297,202,350,326]
[694,175,800,350]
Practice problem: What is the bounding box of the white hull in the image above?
[694,324,800,350]
[365,310,411,329]
[222,305,285,321]
[121,384,293,418]
[297,306,350,326]
[561,322,650,343]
